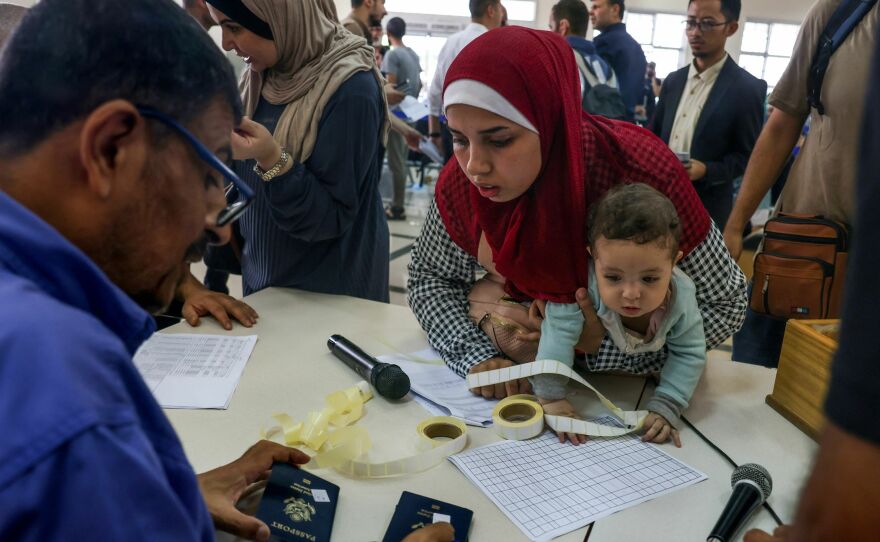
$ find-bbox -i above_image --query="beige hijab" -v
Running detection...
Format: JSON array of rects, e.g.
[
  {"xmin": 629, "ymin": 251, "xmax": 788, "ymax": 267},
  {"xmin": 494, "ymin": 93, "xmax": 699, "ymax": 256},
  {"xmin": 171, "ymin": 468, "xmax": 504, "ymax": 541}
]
[
  {"xmin": 0, "ymin": 4, "xmax": 28, "ymax": 49},
  {"xmin": 241, "ymin": 0, "xmax": 389, "ymax": 163}
]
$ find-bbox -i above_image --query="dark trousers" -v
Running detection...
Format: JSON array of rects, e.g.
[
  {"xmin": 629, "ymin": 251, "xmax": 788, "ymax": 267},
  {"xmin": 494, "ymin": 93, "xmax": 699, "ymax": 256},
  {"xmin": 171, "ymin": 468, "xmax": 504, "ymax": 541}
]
[{"xmin": 732, "ymin": 285, "xmax": 788, "ymax": 368}]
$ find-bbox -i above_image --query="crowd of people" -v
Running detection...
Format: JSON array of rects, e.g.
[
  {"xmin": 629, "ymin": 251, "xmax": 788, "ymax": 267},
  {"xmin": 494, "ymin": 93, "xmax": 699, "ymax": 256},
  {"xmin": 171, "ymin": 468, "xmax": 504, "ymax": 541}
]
[{"xmin": 0, "ymin": 0, "xmax": 878, "ymax": 540}]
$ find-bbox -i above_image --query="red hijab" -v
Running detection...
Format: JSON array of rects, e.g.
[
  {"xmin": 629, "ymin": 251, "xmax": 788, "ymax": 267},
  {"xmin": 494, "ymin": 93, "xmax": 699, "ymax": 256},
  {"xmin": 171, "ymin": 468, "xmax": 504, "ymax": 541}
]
[{"xmin": 436, "ymin": 27, "xmax": 710, "ymax": 303}]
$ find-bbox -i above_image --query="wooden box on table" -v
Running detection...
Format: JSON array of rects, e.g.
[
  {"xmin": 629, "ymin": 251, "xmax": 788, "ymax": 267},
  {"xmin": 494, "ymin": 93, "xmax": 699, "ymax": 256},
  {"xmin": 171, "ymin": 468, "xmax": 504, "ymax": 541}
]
[{"xmin": 766, "ymin": 319, "xmax": 839, "ymax": 441}]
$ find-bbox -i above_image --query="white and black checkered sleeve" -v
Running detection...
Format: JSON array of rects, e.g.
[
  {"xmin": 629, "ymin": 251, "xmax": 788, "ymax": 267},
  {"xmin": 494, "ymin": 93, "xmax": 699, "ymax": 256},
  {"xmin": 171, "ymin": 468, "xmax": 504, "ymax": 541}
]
[
  {"xmin": 407, "ymin": 201, "xmax": 501, "ymax": 377},
  {"xmin": 677, "ymin": 223, "xmax": 748, "ymax": 350},
  {"xmin": 586, "ymin": 223, "xmax": 748, "ymax": 373}
]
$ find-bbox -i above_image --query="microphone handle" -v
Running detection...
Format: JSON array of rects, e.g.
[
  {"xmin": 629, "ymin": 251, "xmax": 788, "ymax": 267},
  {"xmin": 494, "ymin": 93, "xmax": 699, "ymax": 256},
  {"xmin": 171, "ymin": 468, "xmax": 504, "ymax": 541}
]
[
  {"xmin": 327, "ymin": 335, "xmax": 378, "ymax": 384},
  {"xmin": 707, "ymin": 483, "xmax": 764, "ymax": 542}
]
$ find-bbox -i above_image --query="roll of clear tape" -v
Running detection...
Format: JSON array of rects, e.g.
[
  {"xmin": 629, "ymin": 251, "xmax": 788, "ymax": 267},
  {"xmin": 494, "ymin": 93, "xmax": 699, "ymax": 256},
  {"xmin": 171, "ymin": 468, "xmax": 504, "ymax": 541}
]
[
  {"xmin": 469, "ymin": 360, "xmax": 648, "ymax": 437},
  {"xmin": 263, "ymin": 382, "xmax": 467, "ymax": 478}
]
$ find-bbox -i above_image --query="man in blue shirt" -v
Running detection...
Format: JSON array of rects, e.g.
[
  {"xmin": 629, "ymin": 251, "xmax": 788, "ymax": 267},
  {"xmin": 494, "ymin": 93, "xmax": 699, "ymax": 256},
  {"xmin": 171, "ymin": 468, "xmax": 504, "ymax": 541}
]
[
  {"xmin": 591, "ymin": 0, "xmax": 648, "ymax": 120},
  {"xmin": 550, "ymin": 0, "xmax": 614, "ymax": 82},
  {"xmin": 0, "ymin": 1, "xmax": 310, "ymax": 540}
]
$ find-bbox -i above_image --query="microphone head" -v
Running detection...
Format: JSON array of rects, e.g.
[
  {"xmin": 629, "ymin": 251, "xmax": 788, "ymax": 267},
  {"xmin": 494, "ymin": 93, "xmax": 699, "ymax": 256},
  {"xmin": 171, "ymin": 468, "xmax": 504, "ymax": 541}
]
[
  {"xmin": 732, "ymin": 463, "xmax": 772, "ymax": 500},
  {"xmin": 373, "ymin": 364, "xmax": 411, "ymax": 400}
]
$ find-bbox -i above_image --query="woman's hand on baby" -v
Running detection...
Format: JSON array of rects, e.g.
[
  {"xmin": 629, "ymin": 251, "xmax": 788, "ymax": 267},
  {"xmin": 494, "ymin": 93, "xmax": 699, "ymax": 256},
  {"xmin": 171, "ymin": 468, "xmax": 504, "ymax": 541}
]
[
  {"xmin": 468, "ymin": 358, "xmax": 532, "ymax": 399},
  {"xmin": 540, "ymin": 398, "xmax": 588, "ymax": 445},
  {"xmin": 641, "ymin": 412, "xmax": 682, "ymax": 447},
  {"xmin": 515, "ymin": 289, "xmax": 606, "ymax": 355},
  {"xmin": 231, "ymin": 117, "xmax": 282, "ymax": 170}
]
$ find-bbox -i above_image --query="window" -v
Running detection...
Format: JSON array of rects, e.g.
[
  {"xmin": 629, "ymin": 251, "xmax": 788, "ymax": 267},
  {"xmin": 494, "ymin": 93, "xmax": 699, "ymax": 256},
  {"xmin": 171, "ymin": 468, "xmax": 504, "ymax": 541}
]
[
  {"xmin": 621, "ymin": 11, "xmax": 687, "ymax": 79},
  {"xmin": 740, "ymin": 21, "xmax": 800, "ymax": 92},
  {"xmin": 403, "ymin": 34, "xmax": 449, "ymax": 99},
  {"xmin": 385, "ymin": 0, "xmax": 536, "ymax": 22}
]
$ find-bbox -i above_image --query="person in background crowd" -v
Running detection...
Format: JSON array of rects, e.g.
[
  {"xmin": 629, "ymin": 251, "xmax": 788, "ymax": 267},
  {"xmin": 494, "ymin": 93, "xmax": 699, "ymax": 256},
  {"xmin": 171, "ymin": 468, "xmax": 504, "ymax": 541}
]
[
  {"xmin": 427, "ymin": 0, "xmax": 505, "ymax": 162},
  {"xmin": 743, "ymin": 27, "xmax": 880, "ymax": 542},
  {"xmin": 651, "ymin": 0, "xmax": 765, "ymax": 229},
  {"xmin": 342, "ymin": 0, "xmax": 386, "ymax": 41},
  {"xmin": 635, "ymin": 61, "xmax": 661, "ymax": 124},
  {"xmin": 590, "ymin": 0, "xmax": 647, "ymax": 120},
  {"xmin": 382, "ymin": 16, "xmax": 423, "ymax": 221},
  {"xmin": 724, "ymin": 0, "xmax": 878, "ymax": 367}
]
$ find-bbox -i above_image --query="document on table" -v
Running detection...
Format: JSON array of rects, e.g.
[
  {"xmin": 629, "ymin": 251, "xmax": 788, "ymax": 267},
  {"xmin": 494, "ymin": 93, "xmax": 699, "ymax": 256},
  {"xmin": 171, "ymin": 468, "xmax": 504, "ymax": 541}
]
[
  {"xmin": 378, "ymin": 348, "xmax": 498, "ymax": 427},
  {"xmin": 449, "ymin": 416, "xmax": 707, "ymax": 541},
  {"xmin": 134, "ymin": 334, "xmax": 258, "ymax": 409},
  {"xmin": 418, "ymin": 138, "xmax": 445, "ymax": 164}
]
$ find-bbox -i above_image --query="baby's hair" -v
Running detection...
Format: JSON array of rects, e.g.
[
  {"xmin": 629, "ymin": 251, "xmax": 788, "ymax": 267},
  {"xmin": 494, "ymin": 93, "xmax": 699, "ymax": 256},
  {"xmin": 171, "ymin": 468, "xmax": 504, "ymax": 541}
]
[{"xmin": 588, "ymin": 183, "xmax": 682, "ymax": 257}]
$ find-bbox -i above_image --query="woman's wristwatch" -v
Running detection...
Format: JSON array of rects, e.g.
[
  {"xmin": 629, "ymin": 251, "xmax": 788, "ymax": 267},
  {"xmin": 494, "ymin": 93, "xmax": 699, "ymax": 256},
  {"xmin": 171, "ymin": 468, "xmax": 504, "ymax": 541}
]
[{"xmin": 253, "ymin": 149, "xmax": 291, "ymax": 182}]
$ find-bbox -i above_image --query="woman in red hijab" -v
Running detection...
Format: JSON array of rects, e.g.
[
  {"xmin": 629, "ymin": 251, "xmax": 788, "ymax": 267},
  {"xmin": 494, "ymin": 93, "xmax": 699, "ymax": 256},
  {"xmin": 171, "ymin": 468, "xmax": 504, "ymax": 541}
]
[{"xmin": 407, "ymin": 27, "xmax": 746, "ymax": 418}]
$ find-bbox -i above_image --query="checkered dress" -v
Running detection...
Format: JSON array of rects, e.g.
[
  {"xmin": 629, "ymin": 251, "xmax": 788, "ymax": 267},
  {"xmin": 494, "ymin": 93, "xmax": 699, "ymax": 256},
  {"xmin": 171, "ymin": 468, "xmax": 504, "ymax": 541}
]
[{"xmin": 408, "ymin": 201, "xmax": 747, "ymax": 377}]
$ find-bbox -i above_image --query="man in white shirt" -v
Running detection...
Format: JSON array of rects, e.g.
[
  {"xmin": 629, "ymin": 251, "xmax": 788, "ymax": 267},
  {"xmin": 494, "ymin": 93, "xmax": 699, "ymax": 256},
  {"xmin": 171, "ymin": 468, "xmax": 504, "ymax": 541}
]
[
  {"xmin": 650, "ymin": 0, "xmax": 765, "ymax": 228},
  {"xmin": 427, "ymin": 0, "xmax": 505, "ymax": 161}
]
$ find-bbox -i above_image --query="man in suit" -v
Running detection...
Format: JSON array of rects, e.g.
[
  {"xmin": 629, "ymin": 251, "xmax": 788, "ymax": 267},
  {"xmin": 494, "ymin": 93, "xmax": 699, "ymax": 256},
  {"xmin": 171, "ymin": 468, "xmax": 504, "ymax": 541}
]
[{"xmin": 651, "ymin": 0, "xmax": 765, "ymax": 227}]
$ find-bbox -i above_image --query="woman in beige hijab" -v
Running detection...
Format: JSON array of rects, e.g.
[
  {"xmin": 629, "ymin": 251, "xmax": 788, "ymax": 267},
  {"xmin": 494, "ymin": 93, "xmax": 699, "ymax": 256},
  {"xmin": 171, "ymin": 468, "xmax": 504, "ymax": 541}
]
[{"xmin": 190, "ymin": 0, "xmax": 392, "ymax": 309}]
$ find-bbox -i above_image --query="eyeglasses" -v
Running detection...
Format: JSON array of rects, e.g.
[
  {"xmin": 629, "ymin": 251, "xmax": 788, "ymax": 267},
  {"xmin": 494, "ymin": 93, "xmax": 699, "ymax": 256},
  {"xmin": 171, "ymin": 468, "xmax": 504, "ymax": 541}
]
[
  {"xmin": 683, "ymin": 19, "xmax": 730, "ymax": 32},
  {"xmin": 137, "ymin": 106, "xmax": 254, "ymax": 227}
]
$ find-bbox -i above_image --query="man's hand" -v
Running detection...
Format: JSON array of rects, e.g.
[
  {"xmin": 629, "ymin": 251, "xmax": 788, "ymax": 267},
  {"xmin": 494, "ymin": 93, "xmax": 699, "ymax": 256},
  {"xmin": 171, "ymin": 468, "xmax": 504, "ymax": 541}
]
[
  {"xmin": 468, "ymin": 358, "xmax": 532, "ymax": 400},
  {"xmin": 177, "ymin": 270, "xmax": 258, "ymax": 330},
  {"xmin": 198, "ymin": 441, "xmax": 310, "ymax": 542},
  {"xmin": 641, "ymin": 412, "xmax": 682, "ymax": 447},
  {"xmin": 722, "ymin": 224, "xmax": 744, "ymax": 262},
  {"xmin": 685, "ymin": 159, "xmax": 707, "ymax": 181},
  {"xmin": 514, "ymin": 289, "xmax": 605, "ymax": 356},
  {"xmin": 404, "ymin": 127, "xmax": 423, "ymax": 152},
  {"xmin": 540, "ymin": 398, "xmax": 587, "ymax": 445},
  {"xmin": 744, "ymin": 526, "xmax": 793, "ymax": 542},
  {"xmin": 402, "ymin": 522, "xmax": 455, "ymax": 542}
]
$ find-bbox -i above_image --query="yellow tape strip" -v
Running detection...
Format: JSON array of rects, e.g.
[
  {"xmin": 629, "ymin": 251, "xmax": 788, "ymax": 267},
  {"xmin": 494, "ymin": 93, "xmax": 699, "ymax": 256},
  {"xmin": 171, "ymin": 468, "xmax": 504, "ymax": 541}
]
[
  {"xmin": 470, "ymin": 360, "xmax": 648, "ymax": 437},
  {"xmin": 263, "ymin": 382, "xmax": 467, "ymax": 478}
]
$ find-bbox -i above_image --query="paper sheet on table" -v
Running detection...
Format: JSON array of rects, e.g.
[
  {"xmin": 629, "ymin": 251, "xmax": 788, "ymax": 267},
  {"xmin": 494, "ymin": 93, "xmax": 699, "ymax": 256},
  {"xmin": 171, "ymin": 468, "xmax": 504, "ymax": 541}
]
[
  {"xmin": 450, "ymin": 416, "xmax": 707, "ymax": 542},
  {"xmin": 378, "ymin": 348, "xmax": 497, "ymax": 427},
  {"xmin": 396, "ymin": 95, "xmax": 429, "ymax": 121},
  {"xmin": 418, "ymin": 138, "xmax": 445, "ymax": 164},
  {"xmin": 134, "ymin": 334, "xmax": 258, "ymax": 409}
]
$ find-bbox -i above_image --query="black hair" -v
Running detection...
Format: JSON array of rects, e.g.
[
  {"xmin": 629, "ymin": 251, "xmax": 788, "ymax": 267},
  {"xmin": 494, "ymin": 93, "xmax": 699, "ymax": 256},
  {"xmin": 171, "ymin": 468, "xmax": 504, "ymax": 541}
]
[
  {"xmin": 386, "ymin": 17, "xmax": 406, "ymax": 39},
  {"xmin": 351, "ymin": 0, "xmax": 366, "ymax": 7},
  {"xmin": 607, "ymin": 0, "xmax": 626, "ymax": 19},
  {"xmin": 470, "ymin": 0, "xmax": 501, "ymax": 19},
  {"xmin": 588, "ymin": 183, "xmax": 682, "ymax": 256},
  {"xmin": 689, "ymin": 0, "xmax": 741, "ymax": 21},
  {"xmin": 0, "ymin": 0, "xmax": 241, "ymax": 157},
  {"xmin": 552, "ymin": 0, "xmax": 589, "ymax": 36}
]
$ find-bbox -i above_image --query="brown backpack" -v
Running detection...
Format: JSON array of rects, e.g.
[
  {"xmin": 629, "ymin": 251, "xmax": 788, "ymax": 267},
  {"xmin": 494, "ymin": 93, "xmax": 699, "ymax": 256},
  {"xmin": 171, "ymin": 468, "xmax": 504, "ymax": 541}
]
[{"xmin": 750, "ymin": 214, "xmax": 850, "ymax": 319}]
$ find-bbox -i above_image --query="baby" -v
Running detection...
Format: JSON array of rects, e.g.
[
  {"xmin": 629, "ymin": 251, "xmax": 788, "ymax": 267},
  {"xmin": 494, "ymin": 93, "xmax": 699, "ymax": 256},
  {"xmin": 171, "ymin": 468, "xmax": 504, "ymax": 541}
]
[{"xmin": 533, "ymin": 183, "xmax": 706, "ymax": 447}]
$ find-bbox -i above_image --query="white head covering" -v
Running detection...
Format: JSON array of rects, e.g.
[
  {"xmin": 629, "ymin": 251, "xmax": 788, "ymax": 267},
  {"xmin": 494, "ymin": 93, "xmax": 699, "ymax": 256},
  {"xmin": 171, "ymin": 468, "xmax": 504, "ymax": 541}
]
[{"xmin": 443, "ymin": 79, "xmax": 538, "ymax": 134}]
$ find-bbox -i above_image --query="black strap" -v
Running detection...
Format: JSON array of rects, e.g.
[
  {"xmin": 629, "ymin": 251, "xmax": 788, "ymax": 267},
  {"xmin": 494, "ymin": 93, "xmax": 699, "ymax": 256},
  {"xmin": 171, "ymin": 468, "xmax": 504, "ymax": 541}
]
[{"xmin": 808, "ymin": 0, "xmax": 878, "ymax": 115}]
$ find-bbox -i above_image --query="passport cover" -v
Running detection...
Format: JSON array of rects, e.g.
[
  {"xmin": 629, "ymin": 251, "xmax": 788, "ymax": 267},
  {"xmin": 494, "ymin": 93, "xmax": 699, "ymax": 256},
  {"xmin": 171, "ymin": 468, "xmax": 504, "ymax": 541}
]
[
  {"xmin": 383, "ymin": 491, "xmax": 473, "ymax": 542},
  {"xmin": 256, "ymin": 463, "xmax": 340, "ymax": 542}
]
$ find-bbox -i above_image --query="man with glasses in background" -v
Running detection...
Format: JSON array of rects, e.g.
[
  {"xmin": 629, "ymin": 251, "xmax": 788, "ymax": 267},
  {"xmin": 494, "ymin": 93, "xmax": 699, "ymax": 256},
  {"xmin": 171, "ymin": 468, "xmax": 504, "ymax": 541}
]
[{"xmin": 651, "ymin": 0, "xmax": 765, "ymax": 228}]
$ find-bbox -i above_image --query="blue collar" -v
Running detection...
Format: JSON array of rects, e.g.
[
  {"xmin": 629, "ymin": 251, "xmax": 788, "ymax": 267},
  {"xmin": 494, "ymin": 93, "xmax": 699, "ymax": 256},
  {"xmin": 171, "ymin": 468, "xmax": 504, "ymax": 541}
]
[
  {"xmin": 0, "ymin": 190, "xmax": 155, "ymax": 354},
  {"xmin": 602, "ymin": 22, "xmax": 627, "ymax": 34}
]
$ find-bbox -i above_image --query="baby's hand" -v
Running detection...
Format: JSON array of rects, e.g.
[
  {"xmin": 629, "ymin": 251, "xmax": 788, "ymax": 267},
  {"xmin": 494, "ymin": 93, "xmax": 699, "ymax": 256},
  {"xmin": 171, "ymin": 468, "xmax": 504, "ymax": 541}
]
[
  {"xmin": 641, "ymin": 412, "xmax": 682, "ymax": 447},
  {"xmin": 539, "ymin": 398, "xmax": 588, "ymax": 446}
]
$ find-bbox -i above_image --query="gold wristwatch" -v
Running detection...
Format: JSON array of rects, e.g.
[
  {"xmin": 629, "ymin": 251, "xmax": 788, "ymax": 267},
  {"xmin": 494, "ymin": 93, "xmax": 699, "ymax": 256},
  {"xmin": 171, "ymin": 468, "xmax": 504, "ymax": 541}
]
[{"xmin": 253, "ymin": 149, "xmax": 291, "ymax": 182}]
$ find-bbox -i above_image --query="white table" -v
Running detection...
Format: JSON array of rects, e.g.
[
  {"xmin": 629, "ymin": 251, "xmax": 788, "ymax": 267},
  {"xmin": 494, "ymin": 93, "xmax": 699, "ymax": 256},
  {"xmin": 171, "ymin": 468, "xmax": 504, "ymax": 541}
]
[{"xmin": 164, "ymin": 288, "xmax": 817, "ymax": 541}]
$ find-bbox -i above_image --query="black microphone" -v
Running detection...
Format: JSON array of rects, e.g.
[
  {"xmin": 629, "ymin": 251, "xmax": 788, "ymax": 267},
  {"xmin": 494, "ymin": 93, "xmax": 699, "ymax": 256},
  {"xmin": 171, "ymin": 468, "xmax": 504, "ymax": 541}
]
[
  {"xmin": 707, "ymin": 464, "xmax": 773, "ymax": 542},
  {"xmin": 327, "ymin": 335, "xmax": 411, "ymax": 400}
]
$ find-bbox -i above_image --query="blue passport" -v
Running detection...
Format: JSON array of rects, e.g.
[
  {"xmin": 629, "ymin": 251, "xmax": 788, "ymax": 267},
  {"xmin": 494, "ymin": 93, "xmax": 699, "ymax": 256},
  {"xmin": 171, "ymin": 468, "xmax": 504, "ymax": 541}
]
[
  {"xmin": 383, "ymin": 491, "xmax": 473, "ymax": 542},
  {"xmin": 256, "ymin": 463, "xmax": 340, "ymax": 542}
]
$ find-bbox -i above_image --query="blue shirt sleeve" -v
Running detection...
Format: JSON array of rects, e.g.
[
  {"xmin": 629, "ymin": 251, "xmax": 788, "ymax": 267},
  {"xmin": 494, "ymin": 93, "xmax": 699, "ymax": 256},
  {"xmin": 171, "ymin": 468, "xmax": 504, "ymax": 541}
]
[
  {"xmin": 0, "ymin": 424, "xmax": 212, "ymax": 542},
  {"xmin": 533, "ymin": 302, "xmax": 584, "ymax": 400},
  {"xmin": 262, "ymin": 72, "xmax": 384, "ymax": 243}
]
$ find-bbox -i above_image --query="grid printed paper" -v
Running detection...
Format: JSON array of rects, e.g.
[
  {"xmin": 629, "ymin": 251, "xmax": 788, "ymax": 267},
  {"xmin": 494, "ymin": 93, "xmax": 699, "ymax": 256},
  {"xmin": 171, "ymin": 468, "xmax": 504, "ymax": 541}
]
[{"xmin": 449, "ymin": 417, "xmax": 707, "ymax": 541}]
